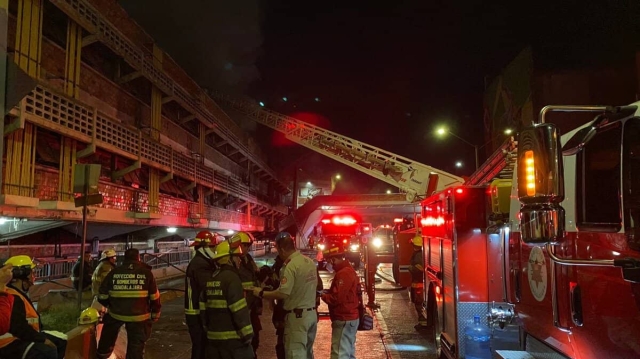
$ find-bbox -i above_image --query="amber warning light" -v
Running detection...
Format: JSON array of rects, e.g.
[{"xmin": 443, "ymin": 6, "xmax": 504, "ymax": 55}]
[{"xmin": 524, "ymin": 150, "xmax": 535, "ymax": 196}]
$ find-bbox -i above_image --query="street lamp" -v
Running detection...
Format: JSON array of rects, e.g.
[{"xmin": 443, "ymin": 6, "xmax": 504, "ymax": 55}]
[
  {"xmin": 455, "ymin": 161, "xmax": 463, "ymax": 168},
  {"xmin": 436, "ymin": 127, "xmax": 479, "ymax": 171}
]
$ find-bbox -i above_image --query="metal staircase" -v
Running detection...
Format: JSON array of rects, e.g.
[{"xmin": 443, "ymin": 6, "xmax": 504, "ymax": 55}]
[
  {"xmin": 212, "ymin": 93, "xmax": 463, "ymax": 202},
  {"xmin": 465, "ymin": 137, "xmax": 518, "ymax": 186}
]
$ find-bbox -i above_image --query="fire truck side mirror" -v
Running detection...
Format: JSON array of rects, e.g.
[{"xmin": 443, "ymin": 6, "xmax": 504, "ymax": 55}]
[{"xmin": 517, "ymin": 123, "xmax": 566, "ymax": 245}]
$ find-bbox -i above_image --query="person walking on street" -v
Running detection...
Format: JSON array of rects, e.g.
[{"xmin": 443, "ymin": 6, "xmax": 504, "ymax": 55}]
[
  {"xmin": 96, "ymin": 248, "xmax": 161, "ymax": 359},
  {"xmin": 200, "ymin": 240, "xmax": 254, "ymax": 359},
  {"xmin": 250, "ymin": 232, "xmax": 318, "ymax": 359},
  {"xmin": 321, "ymin": 242, "xmax": 360, "ymax": 359},
  {"xmin": 185, "ymin": 231, "xmax": 220, "ymax": 359},
  {"xmin": 229, "ymin": 231, "xmax": 263, "ymax": 358},
  {"xmin": 408, "ymin": 232, "xmax": 427, "ymax": 329},
  {"xmin": 71, "ymin": 251, "xmax": 93, "ymax": 291},
  {"xmin": 1, "ymin": 255, "xmax": 67, "ymax": 359}
]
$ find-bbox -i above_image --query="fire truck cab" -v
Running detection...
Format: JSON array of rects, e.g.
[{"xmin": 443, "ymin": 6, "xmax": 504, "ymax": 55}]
[
  {"xmin": 316, "ymin": 213, "xmax": 364, "ymax": 269},
  {"xmin": 421, "ymin": 105, "xmax": 640, "ymax": 359}
]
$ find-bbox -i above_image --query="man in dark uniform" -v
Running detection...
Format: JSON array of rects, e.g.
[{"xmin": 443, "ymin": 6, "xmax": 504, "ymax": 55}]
[
  {"xmin": 408, "ymin": 232, "xmax": 427, "ymax": 329},
  {"xmin": 185, "ymin": 231, "xmax": 220, "ymax": 359},
  {"xmin": 200, "ymin": 240, "xmax": 254, "ymax": 359},
  {"xmin": 97, "ymin": 248, "xmax": 162, "ymax": 359},
  {"xmin": 229, "ymin": 231, "xmax": 262, "ymax": 358}
]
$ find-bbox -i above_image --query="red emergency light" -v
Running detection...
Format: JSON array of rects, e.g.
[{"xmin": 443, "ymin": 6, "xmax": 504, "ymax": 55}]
[
  {"xmin": 421, "ymin": 216, "xmax": 445, "ymax": 227},
  {"xmin": 321, "ymin": 219, "xmax": 331, "ymax": 224},
  {"xmin": 393, "ymin": 218, "xmax": 403, "ymax": 223},
  {"xmin": 343, "ymin": 239, "xmax": 348, "ymax": 244},
  {"xmin": 332, "ymin": 216, "xmax": 357, "ymax": 225},
  {"xmin": 455, "ymin": 188, "xmax": 464, "ymax": 194},
  {"xmin": 363, "ymin": 226, "xmax": 370, "ymax": 232}
]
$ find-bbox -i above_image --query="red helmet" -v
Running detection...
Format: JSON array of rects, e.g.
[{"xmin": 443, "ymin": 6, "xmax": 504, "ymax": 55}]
[
  {"xmin": 191, "ymin": 231, "xmax": 216, "ymax": 247},
  {"xmin": 322, "ymin": 241, "xmax": 345, "ymax": 259}
]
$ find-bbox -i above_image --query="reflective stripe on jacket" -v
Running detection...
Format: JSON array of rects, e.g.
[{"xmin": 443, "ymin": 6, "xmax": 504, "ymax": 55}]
[
  {"xmin": 185, "ymin": 250, "xmax": 216, "ymax": 316},
  {"xmin": 199, "ymin": 264, "xmax": 253, "ymax": 348},
  {"xmin": 237, "ymin": 254, "xmax": 260, "ymax": 310},
  {"xmin": 6, "ymin": 286, "xmax": 40, "ymax": 332},
  {"xmin": 98, "ymin": 260, "xmax": 161, "ymax": 322}
]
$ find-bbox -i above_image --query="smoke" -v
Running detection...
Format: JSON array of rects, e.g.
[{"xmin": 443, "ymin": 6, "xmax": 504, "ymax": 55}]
[{"xmin": 118, "ymin": 0, "xmax": 263, "ymax": 92}]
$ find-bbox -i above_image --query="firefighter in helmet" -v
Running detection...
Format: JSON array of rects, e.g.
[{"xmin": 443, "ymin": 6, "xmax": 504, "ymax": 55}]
[
  {"xmin": 0, "ymin": 255, "xmax": 67, "ymax": 359},
  {"xmin": 185, "ymin": 230, "xmax": 220, "ymax": 359},
  {"xmin": 200, "ymin": 240, "xmax": 254, "ymax": 358},
  {"xmin": 409, "ymin": 231, "xmax": 428, "ymax": 329},
  {"xmin": 92, "ymin": 249, "xmax": 117, "ymax": 298},
  {"xmin": 229, "ymin": 231, "xmax": 262, "ymax": 358}
]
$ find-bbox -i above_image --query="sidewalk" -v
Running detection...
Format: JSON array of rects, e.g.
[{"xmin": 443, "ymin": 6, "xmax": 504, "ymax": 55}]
[{"xmin": 145, "ymin": 261, "xmax": 437, "ymax": 359}]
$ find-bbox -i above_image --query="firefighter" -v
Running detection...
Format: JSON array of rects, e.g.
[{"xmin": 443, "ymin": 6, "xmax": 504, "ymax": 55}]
[
  {"xmin": 2, "ymin": 255, "xmax": 67, "ymax": 358},
  {"xmin": 96, "ymin": 248, "xmax": 161, "ymax": 359},
  {"xmin": 91, "ymin": 249, "xmax": 117, "ymax": 316},
  {"xmin": 408, "ymin": 232, "xmax": 427, "ymax": 329},
  {"xmin": 91, "ymin": 249, "xmax": 117, "ymax": 298},
  {"xmin": 185, "ymin": 230, "xmax": 220, "ymax": 359},
  {"xmin": 229, "ymin": 231, "xmax": 262, "ymax": 358},
  {"xmin": 320, "ymin": 241, "xmax": 360, "ymax": 359},
  {"xmin": 200, "ymin": 240, "xmax": 254, "ymax": 359}
]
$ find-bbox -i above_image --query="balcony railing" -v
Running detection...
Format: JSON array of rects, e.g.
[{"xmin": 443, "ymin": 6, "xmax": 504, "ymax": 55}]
[{"xmin": 33, "ymin": 166, "xmax": 266, "ymax": 227}]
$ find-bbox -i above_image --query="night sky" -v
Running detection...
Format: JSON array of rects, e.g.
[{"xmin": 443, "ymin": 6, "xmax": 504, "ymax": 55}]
[{"xmin": 121, "ymin": 0, "xmax": 640, "ymax": 194}]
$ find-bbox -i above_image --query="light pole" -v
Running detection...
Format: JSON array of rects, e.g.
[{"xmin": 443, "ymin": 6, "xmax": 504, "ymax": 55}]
[{"xmin": 436, "ymin": 127, "xmax": 479, "ymax": 171}]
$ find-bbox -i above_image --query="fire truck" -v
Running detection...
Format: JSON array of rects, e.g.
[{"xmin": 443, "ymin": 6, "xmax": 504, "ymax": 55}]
[
  {"xmin": 316, "ymin": 213, "xmax": 366, "ymax": 269},
  {"xmin": 418, "ymin": 105, "xmax": 640, "ymax": 359}
]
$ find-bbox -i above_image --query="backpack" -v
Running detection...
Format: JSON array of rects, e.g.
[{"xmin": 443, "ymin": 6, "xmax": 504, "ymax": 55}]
[{"xmin": 356, "ymin": 282, "xmax": 374, "ymax": 331}]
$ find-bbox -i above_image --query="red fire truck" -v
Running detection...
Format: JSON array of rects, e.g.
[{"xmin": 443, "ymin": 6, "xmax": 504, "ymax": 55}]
[
  {"xmin": 316, "ymin": 213, "xmax": 366, "ymax": 269},
  {"xmin": 419, "ymin": 105, "xmax": 640, "ymax": 359}
]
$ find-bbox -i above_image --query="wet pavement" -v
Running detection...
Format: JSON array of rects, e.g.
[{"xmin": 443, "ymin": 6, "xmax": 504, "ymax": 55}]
[{"xmin": 145, "ymin": 253, "xmax": 437, "ymax": 359}]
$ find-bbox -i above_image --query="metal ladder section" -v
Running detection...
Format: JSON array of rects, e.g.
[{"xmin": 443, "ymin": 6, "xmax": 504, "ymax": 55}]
[
  {"xmin": 465, "ymin": 137, "xmax": 518, "ymax": 186},
  {"xmin": 212, "ymin": 93, "xmax": 463, "ymax": 201}
]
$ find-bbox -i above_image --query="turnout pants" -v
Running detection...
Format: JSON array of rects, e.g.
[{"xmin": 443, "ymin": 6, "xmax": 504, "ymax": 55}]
[
  {"xmin": 0, "ymin": 332, "xmax": 66, "ymax": 359},
  {"xmin": 410, "ymin": 284, "xmax": 427, "ymax": 326},
  {"xmin": 96, "ymin": 313, "xmax": 152, "ymax": 359},
  {"xmin": 186, "ymin": 314, "xmax": 206, "ymax": 359},
  {"xmin": 283, "ymin": 309, "xmax": 317, "ymax": 359}
]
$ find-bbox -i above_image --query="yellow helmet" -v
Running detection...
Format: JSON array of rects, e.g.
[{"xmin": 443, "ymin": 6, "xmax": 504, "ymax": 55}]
[
  {"xmin": 78, "ymin": 307, "xmax": 99, "ymax": 325},
  {"xmin": 213, "ymin": 241, "xmax": 243, "ymax": 260},
  {"xmin": 229, "ymin": 231, "xmax": 254, "ymax": 247},
  {"xmin": 100, "ymin": 249, "xmax": 117, "ymax": 261},
  {"xmin": 411, "ymin": 234, "xmax": 423, "ymax": 247},
  {"xmin": 5, "ymin": 255, "xmax": 36, "ymax": 269}
]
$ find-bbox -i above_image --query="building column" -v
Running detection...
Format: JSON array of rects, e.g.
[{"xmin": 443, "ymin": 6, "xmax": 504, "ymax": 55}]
[
  {"xmin": 58, "ymin": 19, "xmax": 82, "ymax": 202},
  {"xmin": 5, "ymin": 0, "xmax": 42, "ymax": 197},
  {"xmin": 148, "ymin": 44, "xmax": 163, "ymax": 215},
  {"xmin": 246, "ymin": 202, "xmax": 251, "ymax": 228}
]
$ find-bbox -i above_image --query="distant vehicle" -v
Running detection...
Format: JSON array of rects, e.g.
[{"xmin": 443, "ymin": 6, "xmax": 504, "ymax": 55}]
[{"xmin": 316, "ymin": 214, "xmax": 363, "ymax": 269}]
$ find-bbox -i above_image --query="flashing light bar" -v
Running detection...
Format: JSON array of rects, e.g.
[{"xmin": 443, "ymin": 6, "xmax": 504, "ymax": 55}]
[
  {"xmin": 421, "ymin": 216, "xmax": 445, "ymax": 226},
  {"xmin": 525, "ymin": 150, "xmax": 535, "ymax": 196},
  {"xmin": 393, "ymin": 218, "xmax": 403, "ymax": 223},
  {"xmin": 332, "ymin": 216, "xmax": 357, "ymax": 225}
]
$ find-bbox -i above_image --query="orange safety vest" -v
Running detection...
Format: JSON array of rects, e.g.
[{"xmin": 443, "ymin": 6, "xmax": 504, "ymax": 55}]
[
  {"xmin": 6, "ymin": 287, "xmax": 41, "ymax": 332},
  {"xmin": 0, "ymin": 294, "xmax": 17, "ymax": 349}
]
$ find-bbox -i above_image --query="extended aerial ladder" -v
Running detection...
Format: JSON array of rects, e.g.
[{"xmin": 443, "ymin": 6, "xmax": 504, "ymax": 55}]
[{"xmin": 211, "ymin": 94, "xmax": 463, "ymax": 202}]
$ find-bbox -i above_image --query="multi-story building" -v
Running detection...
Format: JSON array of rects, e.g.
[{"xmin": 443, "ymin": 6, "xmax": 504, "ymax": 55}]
[{"xmin": 0, "ymin": 0, "xmax": 289, "ymax": 241}]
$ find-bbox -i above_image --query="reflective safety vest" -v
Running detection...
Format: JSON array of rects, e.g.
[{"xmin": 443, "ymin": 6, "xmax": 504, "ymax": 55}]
[
  {"xmin": 97, "ymin": 260, "xmax": 162, "ymax": 322},
  {"xmin": 6, "ymin": 287, "xmax": 40, "ymax": 332},
  {"xmin": 200, "ymin": 264, "xmax": 253, "ymax": 347},
  {"xmin": 409, "ymin": 250, "xmax": 424, "ymax": 284}
]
